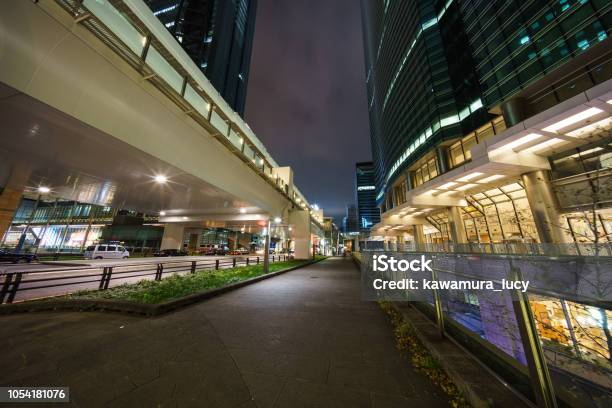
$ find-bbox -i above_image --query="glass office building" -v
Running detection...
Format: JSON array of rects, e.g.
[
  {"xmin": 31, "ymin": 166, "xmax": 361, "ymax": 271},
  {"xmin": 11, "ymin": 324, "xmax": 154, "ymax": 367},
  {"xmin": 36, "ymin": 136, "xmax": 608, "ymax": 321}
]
[
  {"xmin": 361, "ymin": 0, "xmax": 612, "ymax": 243},
  {"xmin": 361, "ymin": 2, "xmax": 612, "ymax": 404},
  {"xmin": 355, "ymin": 162, "xmax": 380, "ymax": 231},
  {"xmin": 144, "ymin": 0, "xmax": 257, "ymax": 116}
]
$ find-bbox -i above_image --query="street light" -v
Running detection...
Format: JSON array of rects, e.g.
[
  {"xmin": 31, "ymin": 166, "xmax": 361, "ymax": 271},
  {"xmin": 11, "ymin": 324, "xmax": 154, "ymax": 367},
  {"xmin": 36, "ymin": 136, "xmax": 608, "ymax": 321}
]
[
  {"xmin": 159, "ymin": 211, "xmax": 166, "ymax": 216},
  {"xmin": 37, "ymin": 186, "xmax": 50, "ymax": 194},
  {"xmin": 154, "ymin": 175, "xmax": 168, "ymax": 183}
]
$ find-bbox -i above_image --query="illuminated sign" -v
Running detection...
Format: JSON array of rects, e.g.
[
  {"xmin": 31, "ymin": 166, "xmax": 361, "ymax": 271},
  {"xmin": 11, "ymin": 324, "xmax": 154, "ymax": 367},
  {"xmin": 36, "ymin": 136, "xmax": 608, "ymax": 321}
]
[{"xmin": 357, "ymin": 185, "xmax": 376, "ymax": 191}]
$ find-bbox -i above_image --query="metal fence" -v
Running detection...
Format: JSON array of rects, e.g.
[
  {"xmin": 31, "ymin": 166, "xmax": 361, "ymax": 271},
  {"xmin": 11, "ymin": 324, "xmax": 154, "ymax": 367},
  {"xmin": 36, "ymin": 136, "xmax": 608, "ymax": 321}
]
[
  {"xmin": 0, "ymin": 254, "xmax": 292, "ymax": 304},
  {"xmin": 360, "ymin": 241, "xmax": 612, "ymax": 257}
]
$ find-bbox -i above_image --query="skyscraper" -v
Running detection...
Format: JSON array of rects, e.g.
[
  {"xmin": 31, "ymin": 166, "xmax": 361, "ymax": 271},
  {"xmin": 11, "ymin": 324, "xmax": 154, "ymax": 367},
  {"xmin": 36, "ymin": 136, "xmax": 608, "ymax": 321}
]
[
  {"xmin": 144, "ymin": 0, "xmax": 257, "ymax": 116},
  {"xmin": 342, "ymin": 204, "xmax": 359, "ymax": 233},
  {"xmin": 355, "ymin": 162, "xmax": 380, "ymax": 231},
  {"xmin": 361, "ymin": 0, "xmax": 612, "ymax": 246}
]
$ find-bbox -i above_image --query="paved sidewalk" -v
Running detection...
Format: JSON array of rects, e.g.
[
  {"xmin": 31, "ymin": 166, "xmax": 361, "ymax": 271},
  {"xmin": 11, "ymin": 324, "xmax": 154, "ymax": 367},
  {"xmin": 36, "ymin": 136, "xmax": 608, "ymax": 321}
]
[{"xmin": 0, "ymin": 257, "xmax": 449, "ymax": 407}]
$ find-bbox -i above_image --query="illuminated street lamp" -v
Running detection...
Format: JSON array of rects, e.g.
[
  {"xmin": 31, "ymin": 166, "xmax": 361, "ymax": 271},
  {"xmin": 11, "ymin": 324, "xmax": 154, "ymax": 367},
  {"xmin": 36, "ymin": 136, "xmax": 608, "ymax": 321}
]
[
  {"xmin": 154, "ymin": 175, "xmax": 168, "ymax": 183},
  {"xmin": 38, "ymin": 186, "xmax": 50, "ymax": 194}
]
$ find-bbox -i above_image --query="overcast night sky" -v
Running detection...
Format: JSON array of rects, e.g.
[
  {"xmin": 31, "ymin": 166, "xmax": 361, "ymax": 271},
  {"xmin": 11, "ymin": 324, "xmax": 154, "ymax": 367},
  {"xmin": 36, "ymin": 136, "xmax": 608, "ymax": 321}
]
[{"xmin": 245, "ymin": 0, "xmax": 371, "ymax": 224}]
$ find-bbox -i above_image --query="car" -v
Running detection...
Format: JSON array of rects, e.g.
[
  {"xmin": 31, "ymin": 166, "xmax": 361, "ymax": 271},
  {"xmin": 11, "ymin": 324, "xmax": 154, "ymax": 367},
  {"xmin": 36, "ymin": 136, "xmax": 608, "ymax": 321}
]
[
  {"xmin": 84, "ymin": 244, "xmax": 130, "ymax": 260},
  {"xmin": 0, "ymin": 249, "xmax": 38, "ymax": 264},
  {"xmin": 153, "ymin": 249, "xmax": 189, "ymax": 257},
  {"xmin": 228, "ymin": 248, "xmax": 249, "ymax": 255}
]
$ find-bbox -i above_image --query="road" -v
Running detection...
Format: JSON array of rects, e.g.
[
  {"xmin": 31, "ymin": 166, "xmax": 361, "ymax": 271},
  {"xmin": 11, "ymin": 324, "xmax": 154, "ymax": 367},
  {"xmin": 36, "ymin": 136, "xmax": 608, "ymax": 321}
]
[{"xmin": 0, "ymin": 255, "xmax": 285, "ymax": 303}]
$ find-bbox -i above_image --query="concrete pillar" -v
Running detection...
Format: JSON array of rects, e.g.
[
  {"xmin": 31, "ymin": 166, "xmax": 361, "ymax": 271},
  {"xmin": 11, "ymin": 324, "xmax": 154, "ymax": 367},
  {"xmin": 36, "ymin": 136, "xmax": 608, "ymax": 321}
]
[
  {"xmin": 521, "ymin": 170, "xmax": 567, "ymax": 244},
  {"xmin": 413, "ymin": 224, "xmax": 425, "ymax": 245},
  {"xmin": 160, "ymin": 224, "xmax": 185, "ymax": 250},
  {"xmin": 448, "ymin": 206, "xmax": 468, "ymax": 244},
  {"xmin": 436, "ymin": 146, "xmax": 449, "ymax": 175},
  {"xmin": 0, "ymin": 166, "xmax": 30, "ymax": 244},
  {"xmin": 0, "ymin": 188, "xmax": 23, "ymax": 245},
  {"xmin": 501, "ymin": 97, "xmax": 529, "ymax": 127},
  {"xmin": 289, "ymin": 209, "xmax": 311, "ymax": 260}
]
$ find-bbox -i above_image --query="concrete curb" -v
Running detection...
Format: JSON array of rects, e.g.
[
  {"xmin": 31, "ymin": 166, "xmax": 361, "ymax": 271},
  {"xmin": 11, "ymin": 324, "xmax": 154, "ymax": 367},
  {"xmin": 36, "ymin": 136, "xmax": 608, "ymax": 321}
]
[
  {"xmin": 0, "ymin": 258, "xmax": 326, "ymax": 317},
  {"xmin": 393, "ymin": 304, "xmax": 530, "ymax": 408}
]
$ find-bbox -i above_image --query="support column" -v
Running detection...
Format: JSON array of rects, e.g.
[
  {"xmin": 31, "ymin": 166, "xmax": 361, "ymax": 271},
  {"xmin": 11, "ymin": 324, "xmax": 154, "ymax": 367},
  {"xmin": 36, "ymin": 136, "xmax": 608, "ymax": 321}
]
[
  {"xmin": 501, "ymin": 97, "xmax": 530, "ymax": 127},
  {"xmin": 448, "ymin": 206, "xmax": 468, "ymax": 244},
  {"xmin": 521, "ymin": 170, "xmax": 567, "ymax": 244},
  {"xmin": 289, "ymin": 209, "xmax": 311, "ymax": 260},
  {"xmin": 436, "ymin": 146, "xmax": 449, "ymax": 175},
  {"xmin": 0, "ymin": 167, "xmax": 30, "ymax": 244},
  {"xmin": 413, "ymin": 224, "xmax": 425, "ymax": 245},
  {"xmin": 160, "ymin": 224, "xmax": 185, "ymax": 250},
  {"xmin": 263, "ymin": 220, "xmax": 270, "ymax": 272}
]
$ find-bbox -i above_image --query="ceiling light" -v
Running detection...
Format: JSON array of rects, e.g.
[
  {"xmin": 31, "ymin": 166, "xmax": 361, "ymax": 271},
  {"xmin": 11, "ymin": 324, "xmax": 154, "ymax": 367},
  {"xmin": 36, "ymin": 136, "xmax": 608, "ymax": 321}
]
[
  {"xmin": 522, "ymin": 138, "xmax": 563, "ymax": 153},
  {"xmin": 274, "ymin": 217, "xmax": 282, "ymax": 223},
  {"xmin": 154, "ymin": 175, "xmax": 168, "ymax": 183},
  {"xmin": 542, "ymin": 107, "xmax": 602, "ymax": 133},
  {"xmin": 438, "ymin": 181, "xmax": 457, "ymax": 190},
  {"xmin": 568, "ymin": 147, "xmax": 604, "ymax": 159},
  {"xmin": 182, "ymin": 216, "xmax": 188, "ymax": 220},
  {"xmin": 37, "ymin": 186, "xmax": 51, "ymax": 194},
  {"xmin": 240, "ymin": 208, "xmax": 246, "ymax": 214},
  {"xmin": 159, "ymin": 211, "xmax": 166, "ymax": 216},
  {"xmin": 566, "ymin": 117, "xmax": 612, "ymax": 137},
  {"xmin": 501, "ymin": 133, "xmax": 542, "ymax": 151},
  {"xmin": 477, "ymin": 175, "xmax": 504, "ymax": 183},
  {"xmin": 456, "ymin": 183, "xmax": 478, "ymax": 191},
  {"xmin": 456, "ymin": 172, "xmax": 483, "ymax": 182}
]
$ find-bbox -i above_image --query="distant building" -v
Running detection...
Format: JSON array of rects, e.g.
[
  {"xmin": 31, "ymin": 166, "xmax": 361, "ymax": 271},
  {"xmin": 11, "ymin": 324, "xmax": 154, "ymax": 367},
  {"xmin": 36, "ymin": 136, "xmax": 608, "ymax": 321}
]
[
  {"xmin": 355, "ymin": 162, "xmax": 380, "ymax": 231},
  {"xmin": 144, "ymin": 0, "xmax": 257, "ymax": 116},
  {"xmin": 342, "ymin": 204, "xmax": 359, "ymax": 233}
]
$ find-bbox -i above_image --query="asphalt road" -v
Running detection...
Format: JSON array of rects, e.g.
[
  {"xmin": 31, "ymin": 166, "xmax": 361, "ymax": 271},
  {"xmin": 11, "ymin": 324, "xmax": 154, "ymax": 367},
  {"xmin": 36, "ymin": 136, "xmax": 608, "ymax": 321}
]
[{"xmin": 0, "ymin": 255, "xmax": 280, "ymax": 303}]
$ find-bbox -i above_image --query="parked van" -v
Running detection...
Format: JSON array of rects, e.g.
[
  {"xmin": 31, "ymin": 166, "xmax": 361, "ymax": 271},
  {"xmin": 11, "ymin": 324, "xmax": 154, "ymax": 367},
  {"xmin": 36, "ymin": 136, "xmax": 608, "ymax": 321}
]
[{"xmin": 84, "ymin": 244, "xmax": 129, "ymax": 260}]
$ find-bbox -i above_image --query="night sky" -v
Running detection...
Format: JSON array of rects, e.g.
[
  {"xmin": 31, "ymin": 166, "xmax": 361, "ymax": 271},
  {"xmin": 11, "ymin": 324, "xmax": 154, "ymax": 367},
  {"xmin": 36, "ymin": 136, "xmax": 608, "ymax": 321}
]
[{"xmin": 245, "ymin": 0, "xmax": 371, "ymax": 224}]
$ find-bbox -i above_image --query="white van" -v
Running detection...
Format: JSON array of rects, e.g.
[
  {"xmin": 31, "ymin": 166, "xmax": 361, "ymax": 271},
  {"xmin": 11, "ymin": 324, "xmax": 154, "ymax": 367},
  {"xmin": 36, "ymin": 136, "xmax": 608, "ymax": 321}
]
[{"xmin": 84, "ymin": 244, "xmax": 129, "ymax": 260}]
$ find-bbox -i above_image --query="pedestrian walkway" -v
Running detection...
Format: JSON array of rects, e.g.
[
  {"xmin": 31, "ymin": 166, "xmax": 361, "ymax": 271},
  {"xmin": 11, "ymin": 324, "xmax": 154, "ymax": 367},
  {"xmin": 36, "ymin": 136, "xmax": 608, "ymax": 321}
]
[{"xmin": 0, "ymin": 257, "xmax": 449, "ymax": 407}]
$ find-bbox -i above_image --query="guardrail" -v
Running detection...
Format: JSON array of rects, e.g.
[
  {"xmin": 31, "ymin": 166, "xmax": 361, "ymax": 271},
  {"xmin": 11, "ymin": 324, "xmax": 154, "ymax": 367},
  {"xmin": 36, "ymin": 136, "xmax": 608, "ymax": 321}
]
[
  {"xmin": 0, "ymin": 254, "xmax": 292, "ymax": 304},
  {"xmin": 356, "ymin": 250, "xmax": 612, "ymax": 408},
  {"xmin": 360, "ymin": 241, "xmax": 612, "ymax": 257}
]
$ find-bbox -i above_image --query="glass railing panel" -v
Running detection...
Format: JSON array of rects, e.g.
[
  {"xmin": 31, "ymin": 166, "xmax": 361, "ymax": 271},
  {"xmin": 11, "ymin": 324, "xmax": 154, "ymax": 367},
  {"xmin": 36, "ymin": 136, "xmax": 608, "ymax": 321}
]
[
  {"xmin": 83, "ymin": 0, "xmax": 144, "ymax": 56},
  {"xmin": 243, "ymin": 143, "xmax": 255, "ymax": 161},
  {"xmin": 145, "ymin": 46, "xmax": 183, "ymax": 93},
  {"xmin": 184, "ymin": 84, "xmax": 210, "ymax": 118},
  {"xmin": 210, "ymin": 110, "xmax": 229, "ymax": 135},
  {"xmin": 228, "ymin": 129, "xmax": 243, "ymax": 150},
  {"xmin": 530, "ymin": 294, "xmax": 612, "ymax": 407}
]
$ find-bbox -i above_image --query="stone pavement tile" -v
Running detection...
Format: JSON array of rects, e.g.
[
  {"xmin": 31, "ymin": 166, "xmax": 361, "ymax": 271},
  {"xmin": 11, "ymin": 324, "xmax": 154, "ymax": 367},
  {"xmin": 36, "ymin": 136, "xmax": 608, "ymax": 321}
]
[
  {"xmin": 372, "ymin": 392, "xmax": 450, "ymax": 408},
  {"xmin": 327, "ymin": 362, "xmax": 414, "ymax": 397},
  {"xmin": 228, "ymin": 348, "xmax": 329, "ymax": 383},
  {"xmin": 274, "ymin": 377, "xmax": 371, "ymax": 408},
  {"xmin": 241, "ymin": 371, "xmax": 285, "ymax": 407}
]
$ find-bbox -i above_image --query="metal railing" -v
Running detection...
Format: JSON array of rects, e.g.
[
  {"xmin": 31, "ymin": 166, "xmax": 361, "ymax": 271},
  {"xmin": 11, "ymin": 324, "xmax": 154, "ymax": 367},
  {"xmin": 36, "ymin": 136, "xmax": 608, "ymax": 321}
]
[
  {"xmin": 360, "ymin": 241, "xmax": 612, "ymax": 257},
  {"xmin": 0, "ymin": 254, "xmax": 292, "ymax": 304}
]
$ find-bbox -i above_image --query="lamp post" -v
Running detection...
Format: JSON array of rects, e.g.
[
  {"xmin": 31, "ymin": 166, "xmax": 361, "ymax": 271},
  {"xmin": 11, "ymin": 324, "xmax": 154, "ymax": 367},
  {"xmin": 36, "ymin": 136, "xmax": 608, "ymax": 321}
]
[{"xmin": 263, "ymin": 219, "xmax": 271, "ymax": 273}]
